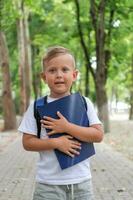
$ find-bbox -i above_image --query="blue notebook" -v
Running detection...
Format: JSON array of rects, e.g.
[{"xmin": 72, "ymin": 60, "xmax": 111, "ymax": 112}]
[{"xmin": 37, "ymin": 92, "xmax": 95, "ymax": 169}]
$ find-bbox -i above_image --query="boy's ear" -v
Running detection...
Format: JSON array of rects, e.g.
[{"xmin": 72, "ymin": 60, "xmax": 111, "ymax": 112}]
[{"xmin": 73, "ymin": 69, "xmax": 79, "ymax": 81}]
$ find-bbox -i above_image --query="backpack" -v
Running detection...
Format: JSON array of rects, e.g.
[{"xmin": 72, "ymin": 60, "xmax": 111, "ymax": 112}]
[{"xmin": 34, "ymin": 95, "xmax": 87, "ymax": 138}]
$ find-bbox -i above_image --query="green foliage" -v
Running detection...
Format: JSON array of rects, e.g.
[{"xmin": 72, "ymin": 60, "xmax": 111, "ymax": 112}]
[
  {"xmin": 106, "ymin": 0, "xmax": 133, "ymax": 105},
  {"xmin": 0, "ymin": 0, "xmax": 133, "ymax": 114}
]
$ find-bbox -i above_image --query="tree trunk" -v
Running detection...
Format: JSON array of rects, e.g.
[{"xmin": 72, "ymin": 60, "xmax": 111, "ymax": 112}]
[
  {"xmin": 31, "ymin": 45, "xmax": 41, "ymax": 99},
  {"xmin": 85, "ymin": 63, "xmax": 89, "ymax": 96},
  {"xmin": 90, "ymin": 0, "xmax": 110, "ymax": 132},
  {"xmin": 23, "ymin": 8, "xmax": 32, "ymax": 106},
  {"xmin": 129, "ymin": 92, "xmax": 133, "ymax": 120},
  {"xmin": 74, "ymin": 0, "xmax": 94, "ymax": 96},
  {"xmin": 95, "ymin": 77, "xmax": 110, "ymax": 132},
  {"xmin": 17, "ymin": 0, "xmax": 31, "ymax": 114},
  {"xmin": 129, "ymin": 54, "xmax": 133, "ymax": 120},
  {"xmin": 0, "ymin": 32, "xmax": 16, "ymax": 130}
]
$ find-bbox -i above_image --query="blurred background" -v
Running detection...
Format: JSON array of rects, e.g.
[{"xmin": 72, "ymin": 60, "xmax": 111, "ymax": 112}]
[{"xmin": 0, "ymin": 0, "xmax": 133, "ymax": 160}]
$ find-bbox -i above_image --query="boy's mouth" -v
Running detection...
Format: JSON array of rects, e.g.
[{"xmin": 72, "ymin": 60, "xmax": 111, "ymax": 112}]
[{"xmin": 55, "ymin": 81, "xmax": 65, "ymax": 85}]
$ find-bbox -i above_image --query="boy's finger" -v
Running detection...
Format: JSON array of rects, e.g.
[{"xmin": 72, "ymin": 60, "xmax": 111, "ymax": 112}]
[
  {"xmin": 66, "ymin": 151, "xmax": 75, "ymax": 158},
  {"xmin": 43, "ymin": 116, "xmax": 56, "ymax": 121},
  {"xmin": 42, "ymin": 120, "xmax": 53, "ymax": 125},
  {"xmin": 65, "ymin": 135, "xmax": 73, "ymax": 140},
  {"xmin": 70, "ymin": 149, "xmax": 80, "ymax": 155},
  {"xmin": 48, "ymin": 130, "xmax": 56, "ymax": 135},
  {"xmin": 42, "ymin": 125, "xmax": 52, "ymax": 129},
  {"xmin": 57, "ymin": 111, "xmax": 64, "ymax": 118},
  {"xmin": 71, "ymin": 140, "xmax": 81, "ymax": 145},
  {"xmin": 71, "ymin": 144, "xmax": 81, "ymax": 150}
]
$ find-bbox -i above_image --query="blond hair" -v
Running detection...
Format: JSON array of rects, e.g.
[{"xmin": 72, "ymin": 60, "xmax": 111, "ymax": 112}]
[{"xmin": 42, "ymin": 46, "xmax": 75, "ymax": 70}]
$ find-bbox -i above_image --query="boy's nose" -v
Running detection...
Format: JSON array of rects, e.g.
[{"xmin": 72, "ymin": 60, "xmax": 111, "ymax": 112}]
[{"xmin": 56, "ymin": 70, "xmax": 63, "ymax": 77}]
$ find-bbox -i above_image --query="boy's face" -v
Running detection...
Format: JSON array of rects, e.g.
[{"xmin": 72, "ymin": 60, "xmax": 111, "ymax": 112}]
[{"xmin": 41, "ymin": 54, "xmax": 78, "ymax": 98}]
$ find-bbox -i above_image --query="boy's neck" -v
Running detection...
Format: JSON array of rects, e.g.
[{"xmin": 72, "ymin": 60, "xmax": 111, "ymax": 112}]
[{"xmin": 49, "ymin": 92, "xmax": 71, "ymax": 99}]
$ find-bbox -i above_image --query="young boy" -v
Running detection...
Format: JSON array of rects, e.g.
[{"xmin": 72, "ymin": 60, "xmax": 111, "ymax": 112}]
[{"xmin": 18, "ymin": 46, "xmax": 103, "ymax": 200}]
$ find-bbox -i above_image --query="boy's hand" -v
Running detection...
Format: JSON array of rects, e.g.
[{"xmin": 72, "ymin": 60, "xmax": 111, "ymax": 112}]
[
  {"xmin": 41, "ymin": 111, "xmax": 69, "ymax": 135},
  {"xmin": 55, "ymin": 135, "xmax": 81, "ymax": 157}
]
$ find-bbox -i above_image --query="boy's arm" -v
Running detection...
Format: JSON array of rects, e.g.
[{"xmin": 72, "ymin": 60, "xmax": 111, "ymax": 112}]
[
  {"xmin": 18, "ymin": 103, "xmax": 80, "ymax": 157},
  {"xmin": 62, "ymin": 123, "xmax": 103, "ymax": 143},
  {"xmin": 42, "ymin": 112, "xmax": 104, "ymax": 143},
  {"xmin": 22, "ymin": 134, "xmax": 57, "ymax": 151},
  {"xmin": 22, "ymin": 133, "xmax": 81, "ymax": 157}
]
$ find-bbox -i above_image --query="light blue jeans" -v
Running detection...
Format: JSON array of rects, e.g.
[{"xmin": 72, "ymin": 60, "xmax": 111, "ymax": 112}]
[{"xmin": 33, "ymin": 179, "xmax": 94, "ymax": 200}]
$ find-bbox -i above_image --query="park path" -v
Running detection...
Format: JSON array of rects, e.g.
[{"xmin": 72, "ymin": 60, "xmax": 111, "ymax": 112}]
[{"xmin": 0, "ymin": 135, "xmax": 133, "ymax": 200}]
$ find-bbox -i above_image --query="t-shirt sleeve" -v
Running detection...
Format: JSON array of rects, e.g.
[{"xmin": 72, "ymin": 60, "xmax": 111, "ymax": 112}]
[
  {"xmin": 84, "ymin": 97, "xmax": 101, "ymax": 126},
  {"xmin": 18, "ymin": 102, "xmax": 37, "ymax": 136}
]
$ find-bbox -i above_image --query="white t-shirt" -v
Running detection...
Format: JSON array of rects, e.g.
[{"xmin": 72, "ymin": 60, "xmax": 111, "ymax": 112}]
[{"xmin": 18, "ymin": 96, "xmax": 101, "ymax": 185}]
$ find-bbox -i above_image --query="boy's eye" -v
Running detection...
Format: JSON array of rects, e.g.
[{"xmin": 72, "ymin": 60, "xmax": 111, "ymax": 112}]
[
  {"xmin": 48, "ymin": 67, "xmax": 70, "ymax": 73},
  {"xmin": 48, "ymin": 68, "xmax": 56, "ymax": 73},
  {"xmin": 62, "ymin": 67, "xmax": 70, "ymax": 72}
]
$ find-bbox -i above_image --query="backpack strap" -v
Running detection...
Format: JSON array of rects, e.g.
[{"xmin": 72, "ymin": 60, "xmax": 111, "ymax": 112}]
[
  {"xmin": 34, "ymin": 96, "xmax": 47, "ymax": 138},
  {"xmin": 82, "ymin": 96, "xmax": 88, "ymax": 111}
]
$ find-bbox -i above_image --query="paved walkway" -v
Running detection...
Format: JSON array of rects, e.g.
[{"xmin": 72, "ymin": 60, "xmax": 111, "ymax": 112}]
[
  {"xmin": 91, "ymin": 143, "xmax": 133, "ymax": 200},
  {"xmin": 0, "ymin": 135, "xmax": 133, "ymax": 200}
]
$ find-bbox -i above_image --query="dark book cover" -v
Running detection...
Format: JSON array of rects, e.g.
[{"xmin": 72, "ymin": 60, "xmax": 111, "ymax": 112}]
[{"xmin": 37, "ymin": 92, "xmax": 95, "ymax": 169}]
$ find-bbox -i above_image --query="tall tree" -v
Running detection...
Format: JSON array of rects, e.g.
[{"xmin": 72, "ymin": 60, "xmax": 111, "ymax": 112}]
[
  {"xmin": 17, "ymin": 0, "xmax": 32, "ymax": 114},
  {"xmin": 74, "ymin": 0, "xmax": 91, "ymax": 97},
  {"xmin": 129, "ymin": 54, "xmax": 133, "ymax": 119},
  {"xmin": 90, "ymin": 0, "xmax": 110, "ymax": 132},
  {"xmin": 74, "ymin": 0, "xmax": 115, "ymax": 132},
  {"xmin": 0, "ymin": 32, "xmax": 16, "ymax": 130}
]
